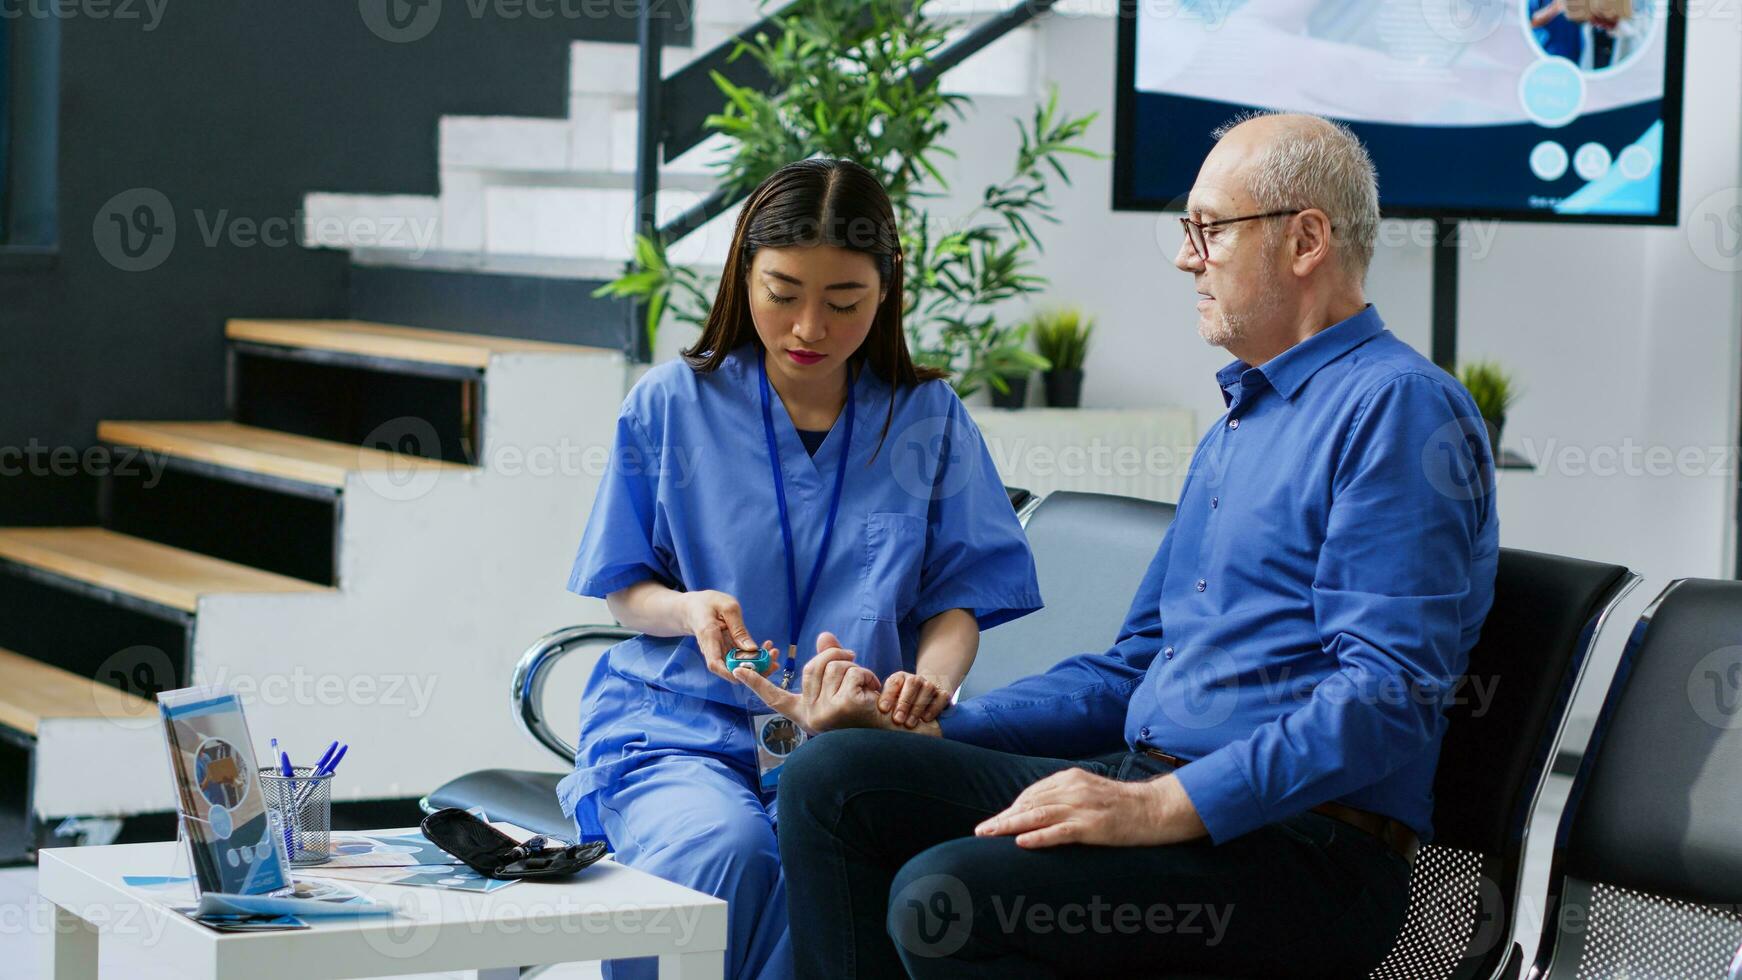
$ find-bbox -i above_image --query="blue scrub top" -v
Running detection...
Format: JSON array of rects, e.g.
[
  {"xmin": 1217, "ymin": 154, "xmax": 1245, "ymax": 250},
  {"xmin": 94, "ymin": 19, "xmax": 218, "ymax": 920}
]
[{"xmin": 557, "ymin": 344, "xmax": 1042, "ymax": 830}]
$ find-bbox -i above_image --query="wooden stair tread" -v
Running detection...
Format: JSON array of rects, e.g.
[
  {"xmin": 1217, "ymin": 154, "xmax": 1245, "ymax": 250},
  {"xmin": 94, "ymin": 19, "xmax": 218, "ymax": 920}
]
[
  {"xmin": 98, "ymin": 420, "xmax": 472, "ymax": 489},
  {"xmin": 0, "ymin": 646, "xmax": 153, "ymax": 736},
  {"xmin": 0, "ymin": 528, "xmax": 330, "ymax": 613},
  {"xmin": 226, "ymin": 319, "xmax": 608, "ymax": 369}
]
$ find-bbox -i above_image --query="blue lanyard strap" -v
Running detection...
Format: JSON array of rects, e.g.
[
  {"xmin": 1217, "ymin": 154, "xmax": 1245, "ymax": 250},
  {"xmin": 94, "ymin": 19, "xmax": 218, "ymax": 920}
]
[{"xmin": 758, "ymin": 354, "xmax": 856, "ymax": 689}]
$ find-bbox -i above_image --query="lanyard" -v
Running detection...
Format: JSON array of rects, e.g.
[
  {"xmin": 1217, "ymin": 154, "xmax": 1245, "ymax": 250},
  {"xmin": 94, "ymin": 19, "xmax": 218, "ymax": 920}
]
[{"xmin": 757, "ymin": 354, "xmax": 855, "ymax": 690}]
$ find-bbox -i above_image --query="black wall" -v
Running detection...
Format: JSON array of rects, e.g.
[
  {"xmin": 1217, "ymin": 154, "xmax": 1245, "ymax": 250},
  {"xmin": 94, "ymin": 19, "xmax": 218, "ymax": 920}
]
[{"xmin": 0, "ymin": 1, "xmax": 678, "ymax": 523}]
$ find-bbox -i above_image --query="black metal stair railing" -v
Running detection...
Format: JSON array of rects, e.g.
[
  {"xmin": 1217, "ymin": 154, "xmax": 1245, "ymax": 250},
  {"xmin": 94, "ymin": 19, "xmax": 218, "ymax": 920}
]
[{"xmin": 626, "ymin": 0, "xmax": 1061, "ymax": 361}]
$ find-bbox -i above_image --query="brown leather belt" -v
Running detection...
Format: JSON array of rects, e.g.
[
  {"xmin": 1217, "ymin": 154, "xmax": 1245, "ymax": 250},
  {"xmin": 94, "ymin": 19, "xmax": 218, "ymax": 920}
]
[{"xmin": 1143, "ymin": 747, "xmax": 1419, "ymax": 864}]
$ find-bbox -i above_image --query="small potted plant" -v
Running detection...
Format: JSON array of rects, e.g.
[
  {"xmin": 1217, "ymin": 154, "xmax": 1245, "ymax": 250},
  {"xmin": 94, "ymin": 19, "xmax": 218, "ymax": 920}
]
[
  {"xmin": 1456, "ymin": 360, "xmax": 1520, "ymax": 451},
  {"xmin": 1033, "ymin": 309, "xmax": 1094, "ymax": 408},
  {"xmin": 987, "ymin": 320, "xmax": 1047, "ymax": 409}
]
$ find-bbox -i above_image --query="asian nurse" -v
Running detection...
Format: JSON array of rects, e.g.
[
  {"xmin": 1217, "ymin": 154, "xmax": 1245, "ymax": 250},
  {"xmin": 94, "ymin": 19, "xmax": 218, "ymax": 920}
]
[{"xmin": 555, "ymin": 158, "xmax": 1043, "ymax": 980}]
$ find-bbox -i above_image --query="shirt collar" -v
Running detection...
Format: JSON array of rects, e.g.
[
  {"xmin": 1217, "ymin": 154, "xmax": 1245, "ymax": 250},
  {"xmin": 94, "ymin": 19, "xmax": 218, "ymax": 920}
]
[{"xmin": 1215, "ymin": 305, "xmax": 1386, "ymax": 403}]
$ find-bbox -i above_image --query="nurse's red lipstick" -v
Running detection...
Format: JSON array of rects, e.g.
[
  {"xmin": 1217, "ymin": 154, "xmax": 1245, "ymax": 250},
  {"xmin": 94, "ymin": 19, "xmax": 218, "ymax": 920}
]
[{"xmin": 788, "ymin": 348, "xmax": 826, "ymax": 366}]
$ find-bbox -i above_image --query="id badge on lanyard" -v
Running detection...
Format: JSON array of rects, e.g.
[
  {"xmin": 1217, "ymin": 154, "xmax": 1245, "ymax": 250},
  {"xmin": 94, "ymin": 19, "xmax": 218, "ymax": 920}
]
[
  {"xmin": 752, "ymin": 357, "xmax": 854, "ymax": 794},
  {"xmin": 752, "ymin": 707, "xmax": 807, "ymax": 793}
]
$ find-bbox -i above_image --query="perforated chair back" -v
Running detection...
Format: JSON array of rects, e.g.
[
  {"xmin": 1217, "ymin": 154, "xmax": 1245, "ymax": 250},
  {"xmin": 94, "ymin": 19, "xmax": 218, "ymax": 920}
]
[
  {"xmin": 1529, "ymin": 578, "xmax": 1742, "ymax": 979},
  {"xmin": 962, "ymin": 491, "xmax": 1174, "ymax": 699},
  {"xmin": 1370, "ymin": 549, "xmax": 1636, "ymax": 980}
]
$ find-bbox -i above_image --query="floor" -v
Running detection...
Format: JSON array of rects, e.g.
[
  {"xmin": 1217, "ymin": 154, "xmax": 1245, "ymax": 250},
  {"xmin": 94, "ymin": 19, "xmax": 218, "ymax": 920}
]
[{"xmin": 0, "ymin": 778, "xmax": 1572, "ymax": 979}]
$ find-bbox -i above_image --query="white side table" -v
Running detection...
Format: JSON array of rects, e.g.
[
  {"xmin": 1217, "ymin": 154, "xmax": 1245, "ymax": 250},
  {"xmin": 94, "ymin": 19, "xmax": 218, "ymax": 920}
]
[{"xmin": 38, "ymin": 836, "xmax": 726, "ymax": 979}]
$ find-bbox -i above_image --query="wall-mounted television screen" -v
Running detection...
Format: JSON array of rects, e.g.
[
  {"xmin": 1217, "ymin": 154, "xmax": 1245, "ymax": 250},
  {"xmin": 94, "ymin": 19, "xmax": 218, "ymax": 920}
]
[{"xmin": 1113, "ymin": 0, "xmax": 1687, "ymax": 224}]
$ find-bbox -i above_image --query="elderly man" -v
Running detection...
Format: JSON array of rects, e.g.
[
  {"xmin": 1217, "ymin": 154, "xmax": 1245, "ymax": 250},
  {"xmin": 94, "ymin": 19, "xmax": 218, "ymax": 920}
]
[{"xmin": 736, "ymin": 112, "xmax": 1498, "ymax": 978}]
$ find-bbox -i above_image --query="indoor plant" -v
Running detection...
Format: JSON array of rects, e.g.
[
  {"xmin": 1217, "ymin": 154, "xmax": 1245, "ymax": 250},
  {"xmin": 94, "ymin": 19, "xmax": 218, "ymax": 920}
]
[
  {"xmin": 596, "ymin": 0, "xmax": 1100, "ymax": 390},
  {"xmin": 1032, "ymin": 307, "xmax": 1094, "ymax": 408},
  {"xmin": 1456, "ymin": 360, "xmax": 1519, "ymax": 451}
]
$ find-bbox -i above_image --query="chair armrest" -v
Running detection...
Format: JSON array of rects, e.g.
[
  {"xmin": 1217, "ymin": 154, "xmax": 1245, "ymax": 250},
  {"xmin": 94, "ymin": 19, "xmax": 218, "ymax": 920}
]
[{"xmin": 511, "ymin": 624, "xmax": 637, "ymax": 763}]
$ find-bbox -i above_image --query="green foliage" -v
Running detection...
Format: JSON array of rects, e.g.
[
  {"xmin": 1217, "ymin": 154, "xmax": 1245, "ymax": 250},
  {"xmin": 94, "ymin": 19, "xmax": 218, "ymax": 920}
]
[
  {"xmin": 598, "ymin": 0, "xmax": 1102, "ymax": 390},
  {"xmin": 1456, "ymin": 360, "xmax": 1520, "ymax": 421},
  {"xmin": 1029, "ymin": 307, "xmax": 1094, "ymax": 373}
]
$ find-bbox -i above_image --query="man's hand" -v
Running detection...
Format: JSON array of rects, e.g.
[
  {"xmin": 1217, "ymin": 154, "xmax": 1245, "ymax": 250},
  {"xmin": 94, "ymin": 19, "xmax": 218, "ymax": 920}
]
[
  {"xmin": 736, "ymin": 632, "xmax": 927, "ymax": 736},
  {"xmin": 974, "ymin": 769, "xmax": 1208, "ymax": 849}
]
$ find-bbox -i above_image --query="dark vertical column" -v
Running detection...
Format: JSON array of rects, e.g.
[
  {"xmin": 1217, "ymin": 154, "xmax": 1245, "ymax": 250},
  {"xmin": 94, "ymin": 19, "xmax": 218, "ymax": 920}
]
[
  {"xmin": 630, "ymin": 0, "xmax": 665, "ymax": 364},
  {"xmin": 1431, "ymin": 218, "xmax": 1460, "ymax": 372}
]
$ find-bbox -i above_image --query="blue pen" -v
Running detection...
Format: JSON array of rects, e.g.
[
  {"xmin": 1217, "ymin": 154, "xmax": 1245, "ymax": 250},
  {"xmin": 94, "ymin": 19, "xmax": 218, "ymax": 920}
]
[
  {"xmin": 293, "ymin": 743, "xmax": 348, "ymax": 810},
  {"xmin": 312, "ymin": 741, "xmax": 338, "ymax": 776},
  {"xmin": 276, "ymin": 750, "xmax": 297, "ymax": 860}
]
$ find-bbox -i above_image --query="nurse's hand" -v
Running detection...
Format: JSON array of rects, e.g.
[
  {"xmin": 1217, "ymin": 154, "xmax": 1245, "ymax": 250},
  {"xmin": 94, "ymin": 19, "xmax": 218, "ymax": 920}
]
[
  {"xmin": 681, "ymin": 590, "xmax": 764, "ymax": 682},
  {"xmin": 734, "ymin": 632, "xmax": 889, "ymax": 735},
  {"xmin": 879, "ymin": 672, "xmax": 953, "ymax": 728}
]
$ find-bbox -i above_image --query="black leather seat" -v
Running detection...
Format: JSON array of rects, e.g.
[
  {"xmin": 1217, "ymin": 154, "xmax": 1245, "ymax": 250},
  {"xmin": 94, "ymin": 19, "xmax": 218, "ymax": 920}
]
[
  {"xmin": 1524, "ymin": 578, "xmax": 1742, "ymax": 978},
  {"xmin": 1365, "ymin": 549, "xmax": 1636, "ymax": 980}
]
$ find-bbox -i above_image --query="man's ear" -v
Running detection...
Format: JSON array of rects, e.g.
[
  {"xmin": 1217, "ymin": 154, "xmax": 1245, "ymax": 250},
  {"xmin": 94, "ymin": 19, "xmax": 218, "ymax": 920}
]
[{"xmin": 1291, "ymin": 209, "xmax": 1335, "ymax": 278}]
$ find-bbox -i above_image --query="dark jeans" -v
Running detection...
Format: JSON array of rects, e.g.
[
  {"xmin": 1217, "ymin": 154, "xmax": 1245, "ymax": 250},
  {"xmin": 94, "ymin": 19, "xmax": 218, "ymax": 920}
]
[{"xmin": 778, "ymin": 729, "xmax": 1410, "ymax": 979}]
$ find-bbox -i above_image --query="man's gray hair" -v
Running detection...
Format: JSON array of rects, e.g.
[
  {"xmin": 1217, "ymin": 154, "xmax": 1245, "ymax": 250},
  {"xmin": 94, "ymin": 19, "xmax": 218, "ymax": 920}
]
[{"xmin": 1210, "ymin": 111, "xmax": 1380, "ymax": 283}]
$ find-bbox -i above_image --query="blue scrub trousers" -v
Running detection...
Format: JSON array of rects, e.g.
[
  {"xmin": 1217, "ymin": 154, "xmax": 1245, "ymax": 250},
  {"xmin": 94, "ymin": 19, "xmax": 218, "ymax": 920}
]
[{"xmin": 592, "ymin": 753, "xmax": 792, "ymax": 980}]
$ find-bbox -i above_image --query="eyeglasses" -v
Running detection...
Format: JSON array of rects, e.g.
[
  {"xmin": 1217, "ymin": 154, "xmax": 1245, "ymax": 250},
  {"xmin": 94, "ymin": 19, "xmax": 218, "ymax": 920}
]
[{"xmin": 1179, "ymin": 210, "xmax": 1304, "ymax": 262}]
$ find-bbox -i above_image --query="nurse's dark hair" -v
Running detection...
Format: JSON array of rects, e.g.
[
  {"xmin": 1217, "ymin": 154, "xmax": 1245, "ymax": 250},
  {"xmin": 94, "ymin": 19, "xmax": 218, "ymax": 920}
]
[{"xmin": 681, "ymin": 158, "xmax": 948, "ymax": 457}]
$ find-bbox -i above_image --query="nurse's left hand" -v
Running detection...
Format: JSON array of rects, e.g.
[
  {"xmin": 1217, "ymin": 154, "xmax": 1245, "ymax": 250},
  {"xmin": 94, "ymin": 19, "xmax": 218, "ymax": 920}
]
[
  {"xmin": 973, "ymin": 770, "xmax": 1207, "ymax": 849},
  {"xmin": 879, "ymin": 672, "xmax": 953, "ymax": 728}
]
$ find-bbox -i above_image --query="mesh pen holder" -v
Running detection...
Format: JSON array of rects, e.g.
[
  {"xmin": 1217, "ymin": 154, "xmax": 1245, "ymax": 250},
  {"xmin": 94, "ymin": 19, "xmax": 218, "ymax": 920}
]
[{"xmin": 259, "ymin": 767, "xmax": 333, "ymax": 867}]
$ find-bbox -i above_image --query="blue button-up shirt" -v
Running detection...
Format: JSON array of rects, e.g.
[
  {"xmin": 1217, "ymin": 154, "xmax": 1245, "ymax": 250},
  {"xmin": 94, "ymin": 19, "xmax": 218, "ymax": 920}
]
[{"xmin": 943, "ymin": 306, "xmax": 1498, "ymax": 843}]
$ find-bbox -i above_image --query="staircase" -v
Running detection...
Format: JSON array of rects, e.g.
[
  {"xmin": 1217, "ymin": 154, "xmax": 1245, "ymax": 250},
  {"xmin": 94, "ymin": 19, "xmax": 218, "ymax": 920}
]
[
  {"xmin": 303, "ymin": 0, "xmax": 1046, "ymax": 278},
  {"xmin": 0, "ymin": 319, "xmax": 625, "ymax": 855}
]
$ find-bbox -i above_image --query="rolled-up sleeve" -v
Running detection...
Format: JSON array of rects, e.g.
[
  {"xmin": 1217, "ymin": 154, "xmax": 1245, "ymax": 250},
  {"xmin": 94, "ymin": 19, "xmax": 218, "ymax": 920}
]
[{"xmin": 1175, "ymin": 374, "xmax": 1493, "ymax": 842}]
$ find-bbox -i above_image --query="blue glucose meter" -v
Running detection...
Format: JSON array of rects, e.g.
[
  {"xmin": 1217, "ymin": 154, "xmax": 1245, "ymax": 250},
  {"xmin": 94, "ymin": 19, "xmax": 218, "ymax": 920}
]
[{"xmin": 727, "ymin": 647, "xmax": 773, "ymax": 675}]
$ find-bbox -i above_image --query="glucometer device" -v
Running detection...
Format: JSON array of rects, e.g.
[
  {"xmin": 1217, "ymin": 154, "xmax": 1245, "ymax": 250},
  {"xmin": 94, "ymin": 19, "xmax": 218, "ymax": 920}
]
[{"xmin": 727, "ymin": 646, "xmax": 774, "ymax": 675}]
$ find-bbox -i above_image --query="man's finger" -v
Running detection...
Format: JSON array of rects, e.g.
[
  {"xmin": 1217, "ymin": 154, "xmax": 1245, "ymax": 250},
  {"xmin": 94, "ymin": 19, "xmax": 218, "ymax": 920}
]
[
  {"xmin": 1016, "ymin": 822, "xmax": 1084, "ymax": 849},
  {"xmin": 820, "ymin": 658, "xmax": 854, "ymax": 697},
  {"xmin": 815, "ymin": 630, "xmax": 841, "ymax": 655},
  {"xmin": 976, "ymin": 804, "xmax": 1072, "ymax": 838},
  {"xmin": 736, "ymin": 666, "xmax": 800, "ymax": 716},
  {"xmin": 801, "ymin": 649, "xmax": 857, "ymax": 706}
]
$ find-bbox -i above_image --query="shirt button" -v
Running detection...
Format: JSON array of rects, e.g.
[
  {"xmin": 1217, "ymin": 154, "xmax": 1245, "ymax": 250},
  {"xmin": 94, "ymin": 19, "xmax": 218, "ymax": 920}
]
[
  {"xmin": 1139, "ymin": 726, "xmax": 1151, "ymax": 739},
  {"xmin": 1228, "ymin": 418, "xmax": 1240, "ymax": 430},
  {"xmin": 1210, "ymin": 497, "xmax": 1219, "ymax": 509},
  {"xmin": 1164, "ymin": 646, "xmax": 1175, "ymax": 660},
  {"xmin": 1195, "ymin": 579, "xmax": 1207, "ymax": 592}
]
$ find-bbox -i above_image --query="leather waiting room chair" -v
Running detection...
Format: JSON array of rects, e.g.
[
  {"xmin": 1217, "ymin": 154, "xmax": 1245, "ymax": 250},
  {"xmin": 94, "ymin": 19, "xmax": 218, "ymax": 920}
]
[
  {"xmin": 1522, "ymin": 578, "xmax": 1742, "ymax": 978},
  {"xmin": 425, "ymin": 494, "xmax": 1641, "ymax": 980},
  {"xmin": 1365, "ymin": 550, "xmax": 1637, "ymax": 980},
  {"xmin": 963, "ymin": 490, "xmax": 1175, "ymax": 697}
]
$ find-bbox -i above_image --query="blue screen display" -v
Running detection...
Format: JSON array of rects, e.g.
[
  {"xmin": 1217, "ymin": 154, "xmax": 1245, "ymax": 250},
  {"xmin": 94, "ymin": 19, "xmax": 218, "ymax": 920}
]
[{"xmin": 1116, "ymin": 0, "xmax": 1685, "ymax": 223}]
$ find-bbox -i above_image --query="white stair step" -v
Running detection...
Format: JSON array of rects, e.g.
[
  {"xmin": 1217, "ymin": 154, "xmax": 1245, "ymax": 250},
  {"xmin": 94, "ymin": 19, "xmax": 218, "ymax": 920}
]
[
  {"xmin": 439, "ymin": 110, "xmax": 731, "ymax": 179},
  {"xmin": 483, "ymin": 185, "xmax": 740, "ymax": 264},
  {"xmin": 302, "ymin": 193, "xmax": 442, "ymax": 255}
]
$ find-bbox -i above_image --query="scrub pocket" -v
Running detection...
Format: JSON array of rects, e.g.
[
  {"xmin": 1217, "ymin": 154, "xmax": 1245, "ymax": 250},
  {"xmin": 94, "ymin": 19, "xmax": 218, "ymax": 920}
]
[{"xmin": 860, "ymin": 512, "xmax": 926, "ymax": 622}]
